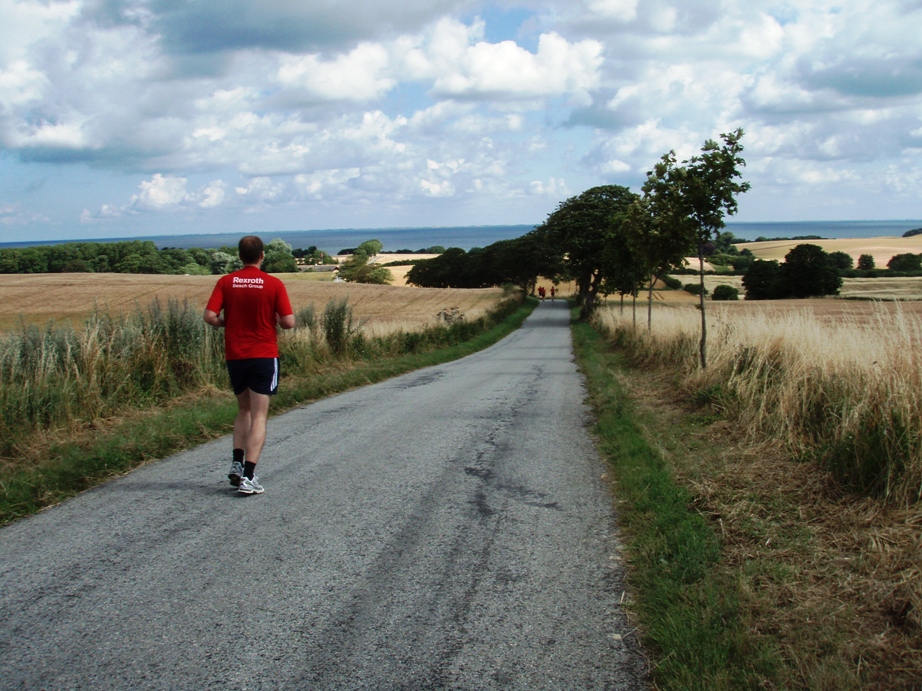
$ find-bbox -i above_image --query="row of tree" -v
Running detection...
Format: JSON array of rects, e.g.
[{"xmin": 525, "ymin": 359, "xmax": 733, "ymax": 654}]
[
  {"xmin": 410, "ymin": 130, "xmax": 750, "ymax": 367},
  {"xmin": 0, "ymin": 238, "xmax": 326, "ymax": 276}
]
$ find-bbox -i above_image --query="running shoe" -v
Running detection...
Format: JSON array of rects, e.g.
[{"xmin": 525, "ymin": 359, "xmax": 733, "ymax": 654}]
[
  {"xmin": 238, "ymin": 475, "xmax": 264, "ymax": 495},
  {"xmin": 228, "ymin": 461, "xmax": 244, "ymax": 487}
]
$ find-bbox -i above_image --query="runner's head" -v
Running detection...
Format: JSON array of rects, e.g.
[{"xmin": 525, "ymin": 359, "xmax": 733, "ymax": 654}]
[{"xmin": 238, "ymin": 236, "xmax": 264, "ymax": 265}]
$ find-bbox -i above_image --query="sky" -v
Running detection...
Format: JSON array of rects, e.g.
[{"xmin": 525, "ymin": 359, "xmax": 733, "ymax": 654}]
[{"xmin": 1, "ymin": 0, "xmax": 921, "ymax": 243}]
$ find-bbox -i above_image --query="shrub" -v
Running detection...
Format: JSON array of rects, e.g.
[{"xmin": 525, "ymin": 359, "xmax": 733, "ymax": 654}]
[
  {"xmin": 661, "ymin": 275, "xmax": 683, "ymax": 290},
  {"xmin": 711, "ymin": 285, "xmax": 739, "ymax": 301},
  {"xmin": 684, "ymin": 283, "xmax": 708, "ymax": 296},
  {"xmin": 857, "ymin": 254, "xmax": 875, "ymax": 270},
  {"xmin": 887, "ymin": 253, "xmax": 922, "ymax": 272},
  {"xmin": 321, "ymin": 298, "xmax": 358, "ymax": 355},
  {"xmin": 827, "ymin": 251, "xmax": 854, "ymax": 270},
  {"xmin": 779, "ymin": 244, "xmax": 841, "ymax": 298},
  {"xmin": 742, "ymin": 259, "xmax": 781, "ymax": 300},
  {"xmin": 295, "ymin": 305, "xmax": 317, "ymax": 333}
]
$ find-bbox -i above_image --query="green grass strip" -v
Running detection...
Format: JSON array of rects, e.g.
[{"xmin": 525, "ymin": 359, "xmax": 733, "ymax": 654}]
[
  {"xmin": 0, "ymin": 299, "xmax": 536, "ymax": 526},
  {"xmin": 570, "ymin": 316, "xmax": 778, "ymax": 690}
]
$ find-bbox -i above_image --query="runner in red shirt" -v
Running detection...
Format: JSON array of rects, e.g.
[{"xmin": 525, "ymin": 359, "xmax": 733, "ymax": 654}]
[{"xmin": 204, "ymin": 236, "xmax": 295, "ymax": 495}]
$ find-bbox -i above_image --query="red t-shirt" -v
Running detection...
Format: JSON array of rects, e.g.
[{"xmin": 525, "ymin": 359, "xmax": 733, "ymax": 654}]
[{"xmin": 206, "ymin": 266, "xmax": 294, "ymax": 360}]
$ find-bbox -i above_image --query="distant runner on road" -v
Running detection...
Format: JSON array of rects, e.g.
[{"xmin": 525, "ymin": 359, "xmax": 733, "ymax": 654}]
[{"xmin": 203, "ymin": 235, "xmax": 295, "ymax": 495}]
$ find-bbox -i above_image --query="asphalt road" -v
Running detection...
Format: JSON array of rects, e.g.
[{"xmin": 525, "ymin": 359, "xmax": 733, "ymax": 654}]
[{"xmin": 0, "ymin": 300, "xmax": 646, "ymax": 690}]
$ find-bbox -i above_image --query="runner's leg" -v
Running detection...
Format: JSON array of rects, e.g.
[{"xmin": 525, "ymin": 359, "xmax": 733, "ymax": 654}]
[{"xmin": 237, "ymin": 389, "xmax": 271, "ymax": 466}]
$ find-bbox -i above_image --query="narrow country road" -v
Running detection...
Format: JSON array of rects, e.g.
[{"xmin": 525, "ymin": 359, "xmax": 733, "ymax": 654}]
[{"xmin": 0, "ymin": 300, "xmax": 646, "ymax": 690}]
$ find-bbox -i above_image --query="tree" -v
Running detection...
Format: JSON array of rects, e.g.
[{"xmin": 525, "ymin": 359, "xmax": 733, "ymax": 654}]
[
  {"xmin": 210, "ymin": 251, "xmax": 238, "ymax": 274},
  {"xmin": 857, "ymin": 254, "xmax": 875, "ymax": 270},
  {"xmin": 827, "ymin": 251, "xmax": 854, "ymax": 270},
  {"xmin": 337, "ymin": 246, "xmax": 393, "ymax": 284},
  {"xmin": 539, "ymin": 185, "xmax": 637, "ymax": 319},
  {"xmin": 742, "ymin": 259, "xmax": 782, "ymax": 300},
  {"xmin": 600, "ymin": 219, "xmax": 644, "ymax": 324},
  {"xmin": 672, "ymin": 129, "xmax": 751, "ymax": 367},
  {"xmin": 357, "ymin": 239, "xmax": 383, "ymax": 257},
  {"xmin": 263, "ymin": 252, "xmax": 297, "ymax": 273},
  {"xmin": 263, "ymin": 238, "xmax": 298, "ymax": 273},
  {"xmin": 887, "ymin": 253, "xmax": 922, "ymax": 271},
  {"xmin": 622, "ymin": 192, "xmax": 690, "ymax": 329},
  {"xmin": 711, "ymin": 285, "xmax": 739, "ymax": 301},
  {"xmin": 729, "ymin": 252, "xmax": 753, "ymax": 273},
  {"xmin": 779, "ymin": 244, "xmax": 842, "ymax": 297},
  {"xmin": 713, "ymin": 231, "xmax": 743, "ymax": 255},
  {"xmin": 406, "ymin": 248, "xmax": 469, "ymax": 288}
]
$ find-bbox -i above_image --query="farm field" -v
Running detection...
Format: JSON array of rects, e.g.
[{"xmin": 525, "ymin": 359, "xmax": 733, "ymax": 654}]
[
  {"xmin": 592, "ymin": 293, "xmax": 922, "ymax": 686},
  {"xmin": 739, "ymin": 234, "xmax": 922, "ymax": 268},
  {"xmin": 660, "ymin": 275, "xmax": 922, "ymax": 304},
  {"xmin": 0, "ymin": 270, "xmax": 504, "ymax": 333}
]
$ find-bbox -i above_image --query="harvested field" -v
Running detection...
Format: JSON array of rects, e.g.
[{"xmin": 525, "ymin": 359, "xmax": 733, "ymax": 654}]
[
  {"xmin": 628, "ymin": 274, "xmax": 922, "ymax": 307},
  {"xmin": 707, "ymin": 296, "xmax": 922, "ymax": 327},
  {"xmin": 740, "ymin": 235, "xmax": 922, "ymax": 269},
  {"xmin": 608, "ymin": 294, "xmax": 922, "ymax": 331},
  {"xmin": 0, "ymin": 272, "xmax": 504, "ymax": 333}
]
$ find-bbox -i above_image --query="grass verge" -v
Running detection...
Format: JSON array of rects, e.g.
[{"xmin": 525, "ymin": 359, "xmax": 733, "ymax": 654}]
[
  {"xmin": 571, "ymin": 315, "xmax": 780, "ymax": 690},
  {"xmin": 0, "ymin": 298, "xmax": 536, "ymax": 526}
]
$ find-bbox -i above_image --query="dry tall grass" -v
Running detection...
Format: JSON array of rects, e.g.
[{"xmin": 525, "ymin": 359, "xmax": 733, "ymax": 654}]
[
  {"xmin": 595, "ymin": 301, "xmax": 922, "ymax": 684},
  {"xmin": 0, "ymin": 288, "xmax": 511, "ymax": 460},
  {"xmin": 594, "ymin": 302, "xmax": 922, "ymax": 506}
]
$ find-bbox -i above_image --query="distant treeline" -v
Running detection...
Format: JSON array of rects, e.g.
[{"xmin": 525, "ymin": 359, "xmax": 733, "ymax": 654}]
[
  {"xmin": 0, "ymin": 239, "xmax": 331, "ymax": 275},
  {"xmin": 747, "ymin": 234, "xmax": 825, "ymax": 242},
  {"xmin": 343, "ymin": 246, "xmax": 446, "ymax": 255},
  {"xmin": 903, "ymin": 228, "xmax": 922, "ymax": 238}
]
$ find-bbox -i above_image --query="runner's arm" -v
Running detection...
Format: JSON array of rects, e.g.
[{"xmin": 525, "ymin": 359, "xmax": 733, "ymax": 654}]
[
  {"xmin": 203, "ymin": 309, "xmax": 224, "ymax": 328},
  {"xmin": 277, "ymin": 313, "xmax": 295, "ymax": 330}
]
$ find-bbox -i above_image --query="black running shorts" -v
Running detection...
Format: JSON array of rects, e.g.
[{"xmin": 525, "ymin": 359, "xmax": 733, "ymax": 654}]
[{"xmin": 226, "ymin": 358, "xmax": 280, "ymax": 396}]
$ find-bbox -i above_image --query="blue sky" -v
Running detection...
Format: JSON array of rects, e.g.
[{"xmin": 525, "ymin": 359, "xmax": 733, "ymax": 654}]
[{"xmin": 1, "ymin": 0, "xmax": 921, "ymax": 243}]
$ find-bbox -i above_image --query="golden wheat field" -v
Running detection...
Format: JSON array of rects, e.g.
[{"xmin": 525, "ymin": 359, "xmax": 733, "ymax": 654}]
[
  {"xmin": 0, "ymin": 271, "xmax": 504, "ymax": 333},
  {"xmin": 740, "ymin": 235, "xmax": 922, "ymax": 268}
]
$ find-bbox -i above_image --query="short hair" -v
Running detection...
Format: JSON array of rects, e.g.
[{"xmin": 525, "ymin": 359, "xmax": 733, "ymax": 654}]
[{"xmin": 238, "ymin": 236, "xmax": 264, "ymax": 264}]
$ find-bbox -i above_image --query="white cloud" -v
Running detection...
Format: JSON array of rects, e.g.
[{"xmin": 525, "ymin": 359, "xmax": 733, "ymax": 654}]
[
  {"xmin": 420, "ymin": 179, "xmax": 456, "ymax": 197},
  {"xmin": 199, "ymin": 181, "xmax": 227, "ymax": 208},
  {"xmin": 429, "ymin": 28, "xmax": 603, "ymax": 103},
  {"xmin": 276, "ymin": 43, "xmax": 396, "ymax": 102},
  {"xmin": 587, "ymin": 0, "xmax": 638, "ymax": 22},
  {"xmin": 1, "ymin": 201, "xmax": 49, "ymax": 226},
  {"xmin": 131, "ymin": 174, "xmax": 190, "ymax": 210},
  {"xmin": 235, "ymin": 177, "xmax": 287, "ymax": 204},
  {"xmin": 3, "ymin": 0, "xmax": 922, "ymax": 241},
  {"xmin": 529, "ymin": 178, "xmax": 568, "ymax": 196}
]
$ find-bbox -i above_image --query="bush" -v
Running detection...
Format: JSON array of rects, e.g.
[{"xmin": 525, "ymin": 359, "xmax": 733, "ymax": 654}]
[
  {"xmin": 857, "ymin": 254, "xmax": 875, "ymax": 270},
  {"xmin": 779, "ymin": 244, "xmax": 841, "ymax": 298},
  {"xmin": 887, "ymin": 253, "xmax": 922, "ymax": 272},
  {"xmin": 661, "ymin": 275, "xmax": 683, "ymax": 290},
  {"xmin": 827, "ymin": 251, "xmax": 854, "ymax": 270},
  {"xmin": 321, "ymin": 298, "xmax": 358, "ymax": 355},
  {"xmin": 295, "ymin": 305, "xmax": 317, "ymax": 333},
  {"xmin": 711, "ymin": 285, "xmax": 739, "ymax": 301},
  {"xmin": 742, "ymin": 259, "xmax": 781, "ymax": 300},
  {"xmin": 684, "ymin": 283, "xmax": 708, "ymax": 296}
]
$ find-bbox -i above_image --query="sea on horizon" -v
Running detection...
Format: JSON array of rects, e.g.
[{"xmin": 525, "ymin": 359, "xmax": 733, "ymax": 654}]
[{"xmin": 2, "ymin": 220, "xmax": 921, "ymax": 254}]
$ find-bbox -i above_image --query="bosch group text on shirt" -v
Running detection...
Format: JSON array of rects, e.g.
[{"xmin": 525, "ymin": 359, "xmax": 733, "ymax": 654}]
[{"xmin": 233, "ymin": 277, "xmax": 265, "ymax": 289}]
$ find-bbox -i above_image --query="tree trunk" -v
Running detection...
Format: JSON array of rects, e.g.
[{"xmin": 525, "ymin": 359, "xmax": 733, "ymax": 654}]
[
  {"xmin": 579, "ymin": 271, "xmax": 602, "ymax": 320},
  {"xmin": 698, "ymin": 249, "xmax": 707, "ymax": 369},
  {"xmin": 647, "ymin": 272, "xmax": 656, "ymax": 330}
]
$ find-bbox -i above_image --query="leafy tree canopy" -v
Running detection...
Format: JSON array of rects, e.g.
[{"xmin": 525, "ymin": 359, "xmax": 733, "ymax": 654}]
[
  {"xmin": 779, "ymin": 244, "xmax": 842, "ymax": 298},
  {"xmin": 887, "ymin": 253, "xmax": 922, "ymax": 271}
]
